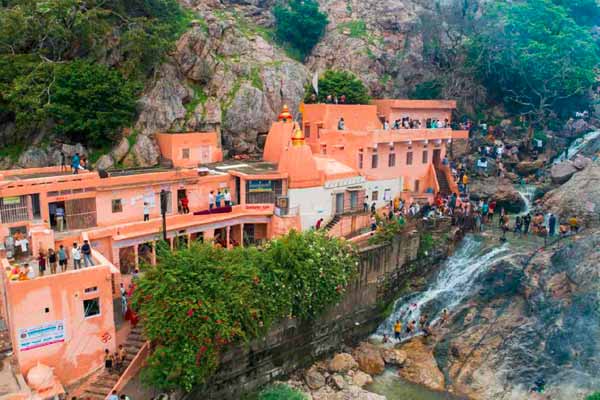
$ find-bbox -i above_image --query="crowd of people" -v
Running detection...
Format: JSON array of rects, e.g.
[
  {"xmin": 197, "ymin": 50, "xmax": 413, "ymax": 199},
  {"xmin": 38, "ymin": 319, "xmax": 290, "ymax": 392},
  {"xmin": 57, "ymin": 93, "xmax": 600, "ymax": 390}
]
[{"xmin": 382, "ymin": 308, "xmax": 451, "ymax": 344}]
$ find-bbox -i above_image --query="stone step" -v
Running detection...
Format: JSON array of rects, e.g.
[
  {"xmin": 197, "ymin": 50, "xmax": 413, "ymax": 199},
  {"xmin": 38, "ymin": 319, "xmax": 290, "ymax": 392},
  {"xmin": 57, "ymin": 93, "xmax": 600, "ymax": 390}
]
[{"xmin": 82, "ymin": 393, "xmax": 105, "ymax": 400}]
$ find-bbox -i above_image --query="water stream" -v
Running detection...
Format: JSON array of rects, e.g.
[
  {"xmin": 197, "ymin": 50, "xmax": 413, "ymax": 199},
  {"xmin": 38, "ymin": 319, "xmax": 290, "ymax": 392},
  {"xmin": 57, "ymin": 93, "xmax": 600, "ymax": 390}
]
[
  {"xmin": 367, "ymin": 186, "xmax": 542, "ymax": 399},
  {"xmin": 553, "ymin": 130, "xmax": 600, "ymax": 164}
]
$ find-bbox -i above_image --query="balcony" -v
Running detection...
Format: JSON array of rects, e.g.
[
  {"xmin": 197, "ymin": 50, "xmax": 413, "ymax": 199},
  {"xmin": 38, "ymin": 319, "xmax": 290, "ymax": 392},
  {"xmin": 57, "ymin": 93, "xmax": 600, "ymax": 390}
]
[{"xmin": 274, "ymin": 205, "xmax": 299, "ymax": 217}]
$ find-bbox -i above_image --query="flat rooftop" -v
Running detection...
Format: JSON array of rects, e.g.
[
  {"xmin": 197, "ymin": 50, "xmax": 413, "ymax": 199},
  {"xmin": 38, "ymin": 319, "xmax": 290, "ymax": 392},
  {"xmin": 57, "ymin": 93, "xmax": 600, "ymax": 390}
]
[
  {"xmin": 3, "ymin": 171, "xmax": 75, "ymax": 181},
  {"xmin": 207, "ymin": 160, "xmax": 280, "ymax": 176}
]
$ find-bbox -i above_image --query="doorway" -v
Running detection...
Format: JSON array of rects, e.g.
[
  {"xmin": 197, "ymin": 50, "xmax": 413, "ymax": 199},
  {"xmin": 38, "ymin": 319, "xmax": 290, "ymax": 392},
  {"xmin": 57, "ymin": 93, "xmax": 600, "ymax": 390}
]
[
  {"xmin": 433, "ymin": 149, "xmax": 442, "ymax": 166},
  {"xmin": 48, "ymin": 201, "xmax": 66, "ymax": 231},
  {"xmin": 335, "ymin": 193, "xmax": 344, "ymax": 215},
  {"xmin": 31, "ymin": 194, "xmax": 41, "ymax": 220},
  {"xmin": 177, "ymin": 189, "xmax": 186, "ymax": 213}
]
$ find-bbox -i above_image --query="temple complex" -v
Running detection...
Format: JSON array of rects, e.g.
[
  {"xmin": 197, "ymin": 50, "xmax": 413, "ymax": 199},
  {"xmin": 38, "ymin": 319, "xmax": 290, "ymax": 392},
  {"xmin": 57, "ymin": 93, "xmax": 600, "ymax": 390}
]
[{"xmin": 0, "ymin": 99, "xmax": 468, "ymax": 398}]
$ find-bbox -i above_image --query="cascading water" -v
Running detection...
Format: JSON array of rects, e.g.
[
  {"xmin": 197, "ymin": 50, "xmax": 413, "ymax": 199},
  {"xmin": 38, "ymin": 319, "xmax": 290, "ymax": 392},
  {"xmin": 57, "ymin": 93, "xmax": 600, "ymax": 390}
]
[
  {"xmin": 553, "ymin": 130, "xmax": 600, "ymax": 164},
  {"xmin": 373, "ymin": 235, "xmax": 511, "ymax": 343}
]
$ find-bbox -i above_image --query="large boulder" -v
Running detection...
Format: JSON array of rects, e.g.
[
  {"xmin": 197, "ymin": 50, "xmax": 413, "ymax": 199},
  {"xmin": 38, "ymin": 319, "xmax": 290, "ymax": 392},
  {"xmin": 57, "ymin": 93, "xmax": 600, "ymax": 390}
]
[
  {"xmin": 515, "ymin": 160, "xmax": 544, "ymax": 176},
  {"xmin": 380, "ymin": 348, "xmax": 407, "ymax": 366},
  {"xmin": 305, "ymin": 366, "xmax": 326, "ymax": 390},
  {"xmin": 572, "ymin": 155, "xmax": 592, "ymax": 170},
  {"xmin": 95, "ymin": 154, "xmax": 115, "ymax": 171},
  {"xmin": 111, "ymin": 137, "xmax": 130, "ymax": 163},
  {"xmin": 352, "ymin": 343, "xmax": 385, "ymax": 376},
  {"xmin": 550, "ymin": 161, "xmax": 577, "ymax": 184},
  {"xmin": 543, "ymin": 163, "xmax": 600, "ymax": 227},
  {"xmin": 131, "ymin": 134, "xmax": 160, "ymax": 167},
  {"xmin": 18, "ymin": 148, "xmax": 49, "ymax": 168},
  {"xmin": 398, "ymin": 338, "xmax": 445, "ymax": 391},
  {"xmin": 0, "ymin": 156, "xmax": 13, "ymax": 170},
  {"xmin": 329, "ymin": 353, "xmax": 358, "ymax": 373},
  {"xmin": 469, "ymin": 177, "xmax": 525, "ymax": 213},
  {"xmin": 352, "ymin": 371, "xmax": 373, "ymax": 388},
  {"xmin": 562, "ymin": 118, "xmax": 593, "ymax": 138}
]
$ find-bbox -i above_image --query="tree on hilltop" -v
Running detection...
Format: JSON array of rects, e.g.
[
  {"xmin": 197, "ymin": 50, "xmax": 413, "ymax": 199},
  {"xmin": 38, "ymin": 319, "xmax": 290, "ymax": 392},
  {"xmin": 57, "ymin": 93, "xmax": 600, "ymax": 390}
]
[{"xmin": 273, "ymin": 0, "xmax": 328, "ymax": 60}]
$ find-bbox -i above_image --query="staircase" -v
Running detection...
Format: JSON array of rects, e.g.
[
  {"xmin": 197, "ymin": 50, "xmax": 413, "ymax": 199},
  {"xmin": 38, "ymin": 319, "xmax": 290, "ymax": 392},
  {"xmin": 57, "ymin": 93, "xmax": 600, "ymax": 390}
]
[
  {"xmin": 324, "ymin": 215, "xmax": 341, "ymax": 231},
  {"xmin": 82, "ymin": 324, "xmax": 145, "ymax": 399},
  {"xmin": 435, "ymin": 165, "xmax": 451, "ymax": 195}
]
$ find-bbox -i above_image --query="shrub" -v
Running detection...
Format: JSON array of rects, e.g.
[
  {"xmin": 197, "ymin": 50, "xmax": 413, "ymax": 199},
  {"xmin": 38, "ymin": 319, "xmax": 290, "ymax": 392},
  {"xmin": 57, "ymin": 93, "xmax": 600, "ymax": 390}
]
[
  {"xmin": 369, "ymin": 217, "xmax": 406, "ymax": 245},
  {"xmin": 133, "ymin": 230, "xmax": 358, "ymax": 391},
  {"xmin": 305, "ymin": 70, "xmax": 370, "ymax": 104},
  {"xmin": 586, "ymin": 393, "xmax": 600, "ymax": 400},
  {"xmin": 273, "ymin": 0, "xmax": 328, "ymax": 60},
  {"xmin": 259, "ymin": 384, "xmax": 307, "ymax": 400}
]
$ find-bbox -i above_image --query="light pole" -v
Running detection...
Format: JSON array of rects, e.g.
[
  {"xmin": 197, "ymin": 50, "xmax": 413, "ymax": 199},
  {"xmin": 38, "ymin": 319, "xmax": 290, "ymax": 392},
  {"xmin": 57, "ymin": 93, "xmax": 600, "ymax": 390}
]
[{"xmin": 160, "ymin": 189, "xmax": 168, "ymax": 242}]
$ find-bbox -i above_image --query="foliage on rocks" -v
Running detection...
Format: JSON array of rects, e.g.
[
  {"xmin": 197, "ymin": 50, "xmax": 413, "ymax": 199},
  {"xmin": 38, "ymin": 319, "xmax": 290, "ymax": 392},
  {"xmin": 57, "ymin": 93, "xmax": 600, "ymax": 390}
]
[
  {"xmin": 305, "ymin": 70, "xmax": 371, "ymax": 104},
  {"xmin": 273, "ymin": 0, "xmax": 328, "ymax": 60},
  {"xmin": 369, "ymin": 217, "xmax": 406, "ymax": 245},
  {"xmin": 133, "ymin": 230, "xmax": 358, "ymax": 391},
  {"xmin": 0, "ymin": 0, "xmax": 188, "ymax": 146},
  {"xmin": 258, "ymin": 384, "xmax": 307, "ymax": 400}
]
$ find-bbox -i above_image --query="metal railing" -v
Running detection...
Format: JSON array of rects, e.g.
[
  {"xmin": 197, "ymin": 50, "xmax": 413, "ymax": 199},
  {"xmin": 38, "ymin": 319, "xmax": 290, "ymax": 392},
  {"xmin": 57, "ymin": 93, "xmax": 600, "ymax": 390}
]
[{"xmin": 274, "ymin": 205, "xmax": 300, "ymax": 217}]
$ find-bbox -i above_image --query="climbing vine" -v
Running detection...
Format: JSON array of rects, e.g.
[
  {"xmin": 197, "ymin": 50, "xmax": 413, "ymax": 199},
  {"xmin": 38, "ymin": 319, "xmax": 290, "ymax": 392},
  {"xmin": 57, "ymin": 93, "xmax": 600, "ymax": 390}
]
[{"xmin": 133, "ymin": 230, "xmax": 358, "ymax": 391}]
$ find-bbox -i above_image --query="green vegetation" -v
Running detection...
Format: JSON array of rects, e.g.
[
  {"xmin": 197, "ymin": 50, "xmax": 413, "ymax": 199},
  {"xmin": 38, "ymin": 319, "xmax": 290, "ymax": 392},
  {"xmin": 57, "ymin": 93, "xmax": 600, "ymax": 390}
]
[
  {"xmin": 258, "ymin": 384, "xmax": 307, "ymax": 400},
  {"xmin": 586, "ymin": 392, "xmax": 600, "ymax": 400},
  {"xmin": 410, "ymin": 79, "xmax": 443, "ymax": 100},
  {"xmin": 133, "ymin": 230, "xmax": 358, "ymax": 391},
  {"xmin": 304, "ymin": 70, "xmax": 370, "ymax": 104},
  {"xmin": 337, "ymin": 20, "xmax": 368, "ymax": 39},
  {"xmin": 273, "ymin": 0, "xmax": 329, "ymax": 60},
  {"xmin": 418, "ymin": 233, "xmax": 434, "ymax": 258},
  {"xmin": 0, "ymin": 0, "xmax": 188, "ymax": 148},
  {"xmin": 468, "ymin": 0, "xmax": 600, "ymax": 124},
  {"xmin": 369, "ymin": 217, "xmax": 406, "ymax": 245}
]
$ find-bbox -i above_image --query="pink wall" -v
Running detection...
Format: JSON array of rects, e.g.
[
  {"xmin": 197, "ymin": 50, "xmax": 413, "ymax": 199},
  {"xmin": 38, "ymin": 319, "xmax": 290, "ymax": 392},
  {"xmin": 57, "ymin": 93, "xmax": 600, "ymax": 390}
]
[
  {"xmin": 4, "ymin": 265, "xmax": 116, "ymax": 385},
  {"xmin": 155, "ymin": 132, "xmax": 223, "ymax": 168}
]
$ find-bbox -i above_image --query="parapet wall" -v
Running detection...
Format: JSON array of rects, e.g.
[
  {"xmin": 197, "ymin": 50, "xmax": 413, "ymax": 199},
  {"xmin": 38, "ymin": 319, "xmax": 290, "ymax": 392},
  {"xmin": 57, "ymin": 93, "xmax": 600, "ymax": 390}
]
[{"xmin": 185, "ymin": 219, "xmax": 456, "ymax": 399}]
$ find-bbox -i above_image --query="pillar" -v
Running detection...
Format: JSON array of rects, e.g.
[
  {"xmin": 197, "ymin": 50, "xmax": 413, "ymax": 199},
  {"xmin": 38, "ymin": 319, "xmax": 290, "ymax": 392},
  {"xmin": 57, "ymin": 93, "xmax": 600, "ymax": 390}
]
[
  {"xmin": 239, "ymin": 178, "xmax": 247, "ymax": 207},
  {"xmin": 151, "ymin": 240, "xmax": 157, "ymax": 265},
  {"xmin": 134, "ymin": 244, "xmax": 139, "ymax": 268},
  {"xmin": 240, "ymin": 223, "xmax": 244, "ymax": 248},
  {"xmin": 226, "ymin": 226, "xmax": 231, "ymax": 249},
  {"xmin": 187, "ymin": 233, "xmax": 191, "ymax": 248}
]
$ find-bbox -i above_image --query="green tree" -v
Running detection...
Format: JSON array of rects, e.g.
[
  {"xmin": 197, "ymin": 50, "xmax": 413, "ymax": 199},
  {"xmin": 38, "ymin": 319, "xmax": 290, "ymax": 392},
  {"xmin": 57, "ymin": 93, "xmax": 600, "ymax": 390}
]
[
  {"xmin": 586, "ymin": 393, "xmax": 600, "ymax": 400},
  {"xmin": 47, "ymin": 61, "xmax": 140, "ymax": 146},
  {"xmin": 273, "ymin": 0, "xmax": 328, "ymax": 60},
  {"xmin": 305, "ymin": 70, "xmax": 370, "ymax": 104},
  {"xmin": 469, "ymin": 0, "xmax": 599, "ymax": 126},
  {"xmin": 132, "ymin": 230, "xmax": 357, "ymax": 391}
]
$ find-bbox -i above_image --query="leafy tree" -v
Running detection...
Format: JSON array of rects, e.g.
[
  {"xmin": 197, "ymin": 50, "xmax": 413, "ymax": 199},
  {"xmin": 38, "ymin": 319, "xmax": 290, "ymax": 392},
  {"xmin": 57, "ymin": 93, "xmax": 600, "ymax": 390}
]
[
  {"xmin": 587, "ymin": 393, "xmax": 600, "ymax": 400},
  {"xmin": 468, "ymin": 0, "xmax": 600, "ymax": 126},
  {"xmin": 273, "ymin": 0, "xmax": 328, "ymax": 60},
  {"xmin": 552, "ymin": 0, "xmax": 600, "ymax": 26},
  {"xmin": 132, "ymin": 230, "xmax": 357, "ymax": 391},
  {"xmin": 46, "ymin": 61, "xmax": 140, "ymax": 146},
  {"xmin": 304, "ymin": 70, "xmax": 370, "ymax": 104}
]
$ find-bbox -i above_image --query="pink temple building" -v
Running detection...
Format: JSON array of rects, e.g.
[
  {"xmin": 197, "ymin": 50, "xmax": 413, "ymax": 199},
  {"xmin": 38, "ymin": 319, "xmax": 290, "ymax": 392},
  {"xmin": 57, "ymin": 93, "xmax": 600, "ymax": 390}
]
[{"xmin": 0, "ymin": 99, "xmax": 468, "ymax": 397}]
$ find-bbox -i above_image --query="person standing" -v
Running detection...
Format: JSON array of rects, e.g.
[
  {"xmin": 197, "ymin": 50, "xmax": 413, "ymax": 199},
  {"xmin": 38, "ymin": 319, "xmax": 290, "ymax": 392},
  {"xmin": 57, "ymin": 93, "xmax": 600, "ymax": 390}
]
[
  {"xmin": 58, "ymin": 244, "xmax": 68, "ymax": 272},
  {"xmin": 55, "ymin": 205, "xmax": 65, "ymax": 232},
  {"xmin": 215, "ymin": 190, "xmax": 223, "ymax": 208},
  {"xmin": 224, "ymin": 189, "xmax": 232, "ymax": 206},
  {"xmin": 315, "ymin": 218, "xmax": 323, "ymax": 230},
  {"xmin": 71, "ymin": 153, "xmax": 80, "ymax": 175},
  {"xmin": 462, "ymin": 173, "xmax": 469, "ymax": 192},
  {"xmin": 72, "ymin": 243, "xmax": 82, "ymax": 270},
  {"xmin": 38, "ymin": 251, "xmax": 46, "ymax": 277},
  {"xmin": 143, "ymin": 202, "xmax": 150, "ymax": 221},
  {"xmin": 60, "ymin": 151, "xmax": 66, "ymax": 172},
  {"xmin": 523, "ymin": 213, "xmax": 532, "ymax": 235},
  {"xmin": 549, "ymin": 213, "xmax": 557, "ymax": 237},
  {"xmin": 394, "ymin": 320, "xmax": 402, "ymax": 340},
  {"xmin": 82, "ymin": 240, "xmax": 94, "ymax": 267},
  {"xmin": 48, "ymin": 248, "xmax": 57, "ymax": 274},
  {"xmin": 181, "ymin": 196, "xmax": 190, "ymax": 213},
  {"xmin": 209, "ymin": 191, "xmax": 215, "ymax": 210}
]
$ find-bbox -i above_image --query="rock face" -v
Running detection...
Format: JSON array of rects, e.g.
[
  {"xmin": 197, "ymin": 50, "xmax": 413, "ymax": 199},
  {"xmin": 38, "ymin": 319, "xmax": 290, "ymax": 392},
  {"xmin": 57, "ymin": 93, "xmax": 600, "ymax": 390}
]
[
  {"xmin": 379, "ymin": 348, "xmax": 406, "ymax": 366},
  {"xmin": 131, "ymin": 134, "xmax": 161, "ymax": 167},
  {"xmin": 469, "ymin": 177, "xmax": 526, "ymax": 213},
  {"xmin": 515, "ymin": 160, "xmax": 545, "ymax": 176},
  {"xmin": 398, "ymin": 338, "xmax": 445, "ymax": 391},
  {"xmin": 17, "ymin": 148, "xmax": 49, "ymax": 168},
  {"xmin": 110, "ymin": 137, "xmax": 130, "ymax": 163},
  {"xmin": 543, "ymin": 162, "xmax": 600, "ymax": 227},
  {"xmin": 550, "ymin": 161, "xmax": 578, "ymax": 184},
  {"xmin": 352, "ymin": 342, "xmax": 385, "ymax": 375},
  {"xmin": 95, "ymin": 154, "xmax": 115, "ymax": 170},
  {"xmin": 135, "ymin": 7, "xmax": 308, "ymax": 155},
  {"xmin": 305, "ymin": 366, "xmax": 326, "ymax": 390}
]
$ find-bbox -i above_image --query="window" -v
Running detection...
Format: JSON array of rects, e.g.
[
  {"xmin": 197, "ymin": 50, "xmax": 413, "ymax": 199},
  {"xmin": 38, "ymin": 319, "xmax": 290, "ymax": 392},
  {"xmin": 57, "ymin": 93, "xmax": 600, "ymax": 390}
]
[
  {"xmin": 84, "ymin": 286, "xmax": 98, "ymax": 293},
  {"xmin": 388, "ymin": 153, "xmax": 396, "ymax": 167},
  {"xmin": 350, "ymin": 191, "xmax": 358, "ymax": 209},
  {"xmin": 112, "ymin": 199, "xmax": 123, "ymax": 213},
  {"xmin": 414, "ymin": 179, "xmax": 420, "ymax": 192},
  {"xmin": 422, "ymin": 150, "xmax": 428, "ymax": 164},
  {"xmin": 182, "ymin": 148, "xmax": 190, "ymax": 159},
  {"xmin": 358, "ymin": 151, "xmax": 364, "ymax": 169},
  {"xmin": 371, "ymin": 149, "xmax": 378, "ymax": 168},
  {"xmin": 372, "ymin": 191, "xmax": 379, "ymax": 201},
  {"xmin": 83, "ymin": 298, "xmax": 100, "ymax": 318},
  {"xmin": 304, "ymin": 124, "xmax": 311, "ymax": 138},
  {"xmin": 406, "ymin": 152, "xmax": 413, "ymax": 165}
]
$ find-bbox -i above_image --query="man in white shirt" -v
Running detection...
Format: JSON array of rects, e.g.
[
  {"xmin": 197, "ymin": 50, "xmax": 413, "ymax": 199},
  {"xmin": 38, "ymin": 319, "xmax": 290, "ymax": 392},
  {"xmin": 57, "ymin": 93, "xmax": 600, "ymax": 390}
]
[
  {"xmin": 72, "ymin": 242, "xmax": 82, "ymax": 270},
  {"xmin": 209, "ymin": 191, "xmax": 215, "ymax": 210},
  {"xmin": 224, "ymin": 190, "xmax": 232, "ymax": 206}
]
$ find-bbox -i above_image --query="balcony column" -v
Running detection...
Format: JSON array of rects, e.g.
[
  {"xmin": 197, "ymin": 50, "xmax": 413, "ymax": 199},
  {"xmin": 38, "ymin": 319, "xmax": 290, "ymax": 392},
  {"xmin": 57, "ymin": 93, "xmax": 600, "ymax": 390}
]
[
  {"xmin": 226, "ymin": 226, "xmax": 231, "ymax": 249},
  {"xmin": 134, "ymin": 244, "xmax": 139, "ymax": 268},
  {"xmin": 240, "ymin": 224, "xmax": 244, "ymax": 248},
  {"xmin": 151, "ymin": 241, "xmax": 157, "ymax": 265},
  {"xmin": 187, "ymin": 233, "xmax": 191, "ymax": 249}
]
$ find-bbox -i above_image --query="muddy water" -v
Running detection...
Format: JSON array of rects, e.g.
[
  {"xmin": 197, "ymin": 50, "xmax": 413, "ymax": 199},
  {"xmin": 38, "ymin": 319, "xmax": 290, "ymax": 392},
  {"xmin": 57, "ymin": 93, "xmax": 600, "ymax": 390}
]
[{"xmin": 368, "ymin": 370, "xmax": 468, "ymax": 400}]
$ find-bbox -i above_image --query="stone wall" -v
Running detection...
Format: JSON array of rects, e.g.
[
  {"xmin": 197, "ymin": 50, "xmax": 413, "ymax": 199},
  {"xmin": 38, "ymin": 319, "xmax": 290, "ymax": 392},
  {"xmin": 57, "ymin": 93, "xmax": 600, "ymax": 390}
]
[{"xmin": 184, "ymin": 220, "xmax": 456, "ymax": 399}]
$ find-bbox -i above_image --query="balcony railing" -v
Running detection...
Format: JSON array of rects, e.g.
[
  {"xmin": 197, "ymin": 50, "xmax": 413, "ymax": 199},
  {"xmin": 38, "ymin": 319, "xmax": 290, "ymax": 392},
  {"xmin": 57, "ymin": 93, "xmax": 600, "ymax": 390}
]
[{"xmin": 274, "ymin": 205, "xmax": 300, "ymax": 217}]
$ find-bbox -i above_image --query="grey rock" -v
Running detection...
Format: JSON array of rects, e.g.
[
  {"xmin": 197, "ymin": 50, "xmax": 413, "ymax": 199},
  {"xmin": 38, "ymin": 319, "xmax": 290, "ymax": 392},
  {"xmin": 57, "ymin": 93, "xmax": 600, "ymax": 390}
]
[
  {"xmin": 111, "ymin": 137, "xmax": 130, "ymax": 163},
  {"xmin": 331, "ymin": 374, "xmax": 346, "ymax": 390},
  {"xmin": 95, "ymin": 154, "xmax": 115, "ymax": 170},
  {"xmin": 550, "ymin": 161, "xmax": 577, "ymax": 184},
  {"xmin": 305, "ymin": 366, "xmax": 326, "ymax": 390},
  {"xmin": 18, "ymin": 148, "xmax": 49, "ymax": 168},
  {"xmin": 572, "ymin": 155, "xmax": 592, "ymax": 171},
  {"xmin": 131, "ymin": 134, "xmax": 161, "ymax": 167},
  {"xmin": 0, "ymin": 156, "xmax": 13, "ymax": 170}
]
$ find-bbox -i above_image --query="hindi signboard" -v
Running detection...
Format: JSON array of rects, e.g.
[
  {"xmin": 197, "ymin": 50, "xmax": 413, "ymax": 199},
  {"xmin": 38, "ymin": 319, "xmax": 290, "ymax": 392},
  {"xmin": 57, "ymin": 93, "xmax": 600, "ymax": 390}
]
[
  {"xmin": 18, "ymin": 320, "xmax": 66, "ymax": 351},
  {"xmin": 248, "ymin": 180, "xmax": 273, "ymax": 193}
]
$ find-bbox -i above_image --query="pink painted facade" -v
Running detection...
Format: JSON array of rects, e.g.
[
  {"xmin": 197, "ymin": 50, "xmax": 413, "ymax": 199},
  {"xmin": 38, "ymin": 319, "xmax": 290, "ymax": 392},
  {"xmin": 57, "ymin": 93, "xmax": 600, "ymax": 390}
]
[{"xmin": 0, "ymin": 99, "xmax": 468, "ymax": 392}]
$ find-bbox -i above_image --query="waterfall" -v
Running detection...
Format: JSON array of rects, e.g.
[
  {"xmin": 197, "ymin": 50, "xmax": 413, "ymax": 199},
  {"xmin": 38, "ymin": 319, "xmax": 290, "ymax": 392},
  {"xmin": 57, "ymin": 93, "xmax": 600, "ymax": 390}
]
[
  {"xmin": 553, "ymin": 130, "xmax": 600, "ymax": 164},
  {"xmin": 515, "ymin": 184, "xmax": 536, "ymax": 216},
  {"xmin": 372, "ymin": 235, "xmax": 511, "ymax": 343}
]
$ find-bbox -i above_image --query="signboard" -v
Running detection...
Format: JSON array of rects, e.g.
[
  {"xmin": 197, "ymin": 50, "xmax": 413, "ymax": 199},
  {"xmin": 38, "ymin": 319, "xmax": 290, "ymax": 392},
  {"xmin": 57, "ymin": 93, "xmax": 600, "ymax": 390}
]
[
  {"xmin": 19, "ymin": 320, "xmax": 66, "ymax": 351},
  {"xmin": 324, "ymin": 176, "xmax": 365, "ymax": 190},
  {"xmin": 248, "ymin": 180, "xmax": 273, "ymax": 193},
  {"xmin": 2, "ymin": 196, "xmax": 22, "ymax": 205}
]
